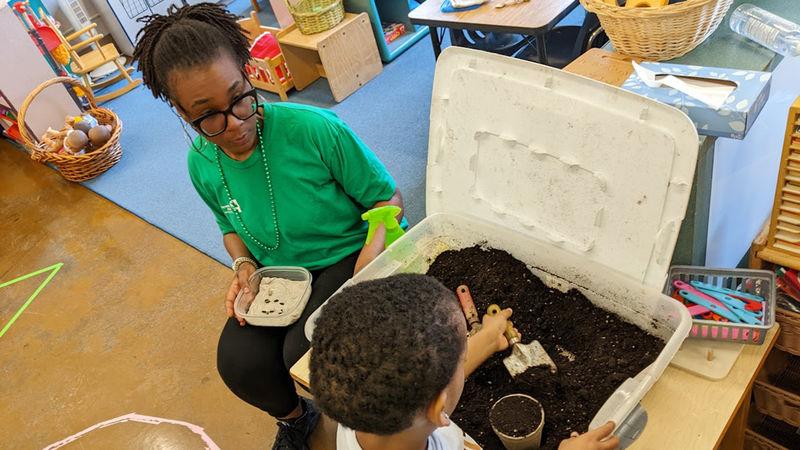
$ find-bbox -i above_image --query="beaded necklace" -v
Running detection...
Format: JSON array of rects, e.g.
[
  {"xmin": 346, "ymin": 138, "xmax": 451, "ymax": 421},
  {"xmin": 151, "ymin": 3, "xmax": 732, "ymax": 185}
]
[{"xmin": 212, "ymin": 125, "xmax": 280, "ymax": 251}]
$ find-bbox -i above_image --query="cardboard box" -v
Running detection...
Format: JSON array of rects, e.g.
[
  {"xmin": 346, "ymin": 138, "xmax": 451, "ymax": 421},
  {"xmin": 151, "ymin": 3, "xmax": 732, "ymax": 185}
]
[{"xmin": 622, "ymin": 62, "xmax": 772, "ymax": 140}]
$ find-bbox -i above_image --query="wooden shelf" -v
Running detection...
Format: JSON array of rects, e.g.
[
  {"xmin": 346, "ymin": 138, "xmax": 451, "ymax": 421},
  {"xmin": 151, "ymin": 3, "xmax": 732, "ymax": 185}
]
[
  {"xmin": 279, "ymin": 13, "xmax": 363, "ymax": 50},
  {"xmin": 277, "ymin": 13, "xmax": 382, "ymax": 102}
]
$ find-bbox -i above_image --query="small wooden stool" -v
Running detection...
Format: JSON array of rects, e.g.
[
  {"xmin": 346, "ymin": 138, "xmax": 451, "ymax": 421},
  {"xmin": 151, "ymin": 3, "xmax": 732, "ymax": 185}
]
[{"xmin": 277, "ymin": 13, "xmax": 382, "ymax": 102}]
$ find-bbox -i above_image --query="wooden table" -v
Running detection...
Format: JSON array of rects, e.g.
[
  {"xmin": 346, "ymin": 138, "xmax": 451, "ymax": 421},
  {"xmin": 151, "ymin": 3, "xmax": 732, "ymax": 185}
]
[
  {"xmin": 408, "ymin": 0, "xmax": 578, "ymax": 64},
  {"xmin": 290, "ymin": 329, "xmax": 779, "ymax": 449}
]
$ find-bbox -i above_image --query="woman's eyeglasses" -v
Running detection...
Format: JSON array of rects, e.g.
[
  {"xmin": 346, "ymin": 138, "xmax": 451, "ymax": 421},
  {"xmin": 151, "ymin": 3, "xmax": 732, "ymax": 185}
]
[{"xmin": 190, "ymin": 89, "xmax": 259, "ymax": 137}]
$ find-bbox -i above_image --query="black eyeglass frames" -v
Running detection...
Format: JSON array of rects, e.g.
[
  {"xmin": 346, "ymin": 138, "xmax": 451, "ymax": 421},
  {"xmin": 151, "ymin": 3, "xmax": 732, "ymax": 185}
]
[{"xmin": 190, "ymin": 89, "xmax": 259, "ymax": 137}]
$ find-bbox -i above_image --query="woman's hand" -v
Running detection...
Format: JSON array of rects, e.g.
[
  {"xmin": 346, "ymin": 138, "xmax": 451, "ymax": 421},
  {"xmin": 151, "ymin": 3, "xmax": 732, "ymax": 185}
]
[
  {"xmin": 226, "ymin": 261, "xmax": 256, "ymax": 326},
  {"xmin": 558, "ymin": 422, "xmax": 620, "ymax": 450},
  {"xmin": 353, "ymin": 223, "xmax": 387, "ymax": 275}
]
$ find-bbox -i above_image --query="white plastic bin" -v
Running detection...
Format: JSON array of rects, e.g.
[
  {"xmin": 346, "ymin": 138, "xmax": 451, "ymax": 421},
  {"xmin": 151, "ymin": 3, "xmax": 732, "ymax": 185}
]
[
  {"xmin": 314, "ymin": 212, "xmax": 691, "ymax": 431},
  {"xmin": 308, "ymin": 46, "xmax": 700, "ymax": 438}
]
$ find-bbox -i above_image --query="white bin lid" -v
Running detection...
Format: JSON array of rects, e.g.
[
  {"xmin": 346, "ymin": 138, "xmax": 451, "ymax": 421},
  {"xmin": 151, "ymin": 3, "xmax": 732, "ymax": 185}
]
[{"xmin": 426, "ymin": 48, "xmax": 699, "ymax": 290}]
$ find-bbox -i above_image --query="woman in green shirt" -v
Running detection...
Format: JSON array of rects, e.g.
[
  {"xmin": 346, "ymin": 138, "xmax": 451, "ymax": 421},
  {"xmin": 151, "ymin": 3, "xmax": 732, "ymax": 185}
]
[{"xmin": 133, "ymin": 4, "xmax": 403, "ymax": 448}]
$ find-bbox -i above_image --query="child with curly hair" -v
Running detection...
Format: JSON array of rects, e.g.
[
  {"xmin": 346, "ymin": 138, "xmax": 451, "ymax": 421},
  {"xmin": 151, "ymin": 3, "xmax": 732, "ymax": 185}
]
[{"xmin": 310, "ymin": 274, "xmax": 619, "ymax": 450}]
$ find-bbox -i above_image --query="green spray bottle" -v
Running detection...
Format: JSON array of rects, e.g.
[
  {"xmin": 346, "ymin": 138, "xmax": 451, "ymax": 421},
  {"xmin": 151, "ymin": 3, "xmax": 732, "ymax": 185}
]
[{"xmin": 362, "ymin": 205, "xmax": 405, "ymax": 248}]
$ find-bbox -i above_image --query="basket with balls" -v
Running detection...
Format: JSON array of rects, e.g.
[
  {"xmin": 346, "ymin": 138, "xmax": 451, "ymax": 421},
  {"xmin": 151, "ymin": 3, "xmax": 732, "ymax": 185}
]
[{"xmin": 17, "ymin": 77, "xmax": 123, "ymax": 182}]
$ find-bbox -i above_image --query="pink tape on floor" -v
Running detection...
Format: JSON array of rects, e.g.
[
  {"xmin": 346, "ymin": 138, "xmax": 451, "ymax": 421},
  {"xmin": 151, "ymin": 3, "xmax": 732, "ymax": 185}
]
[{"xmin": 43, "ymin": 413, "xmax": 221, "ymax": 450}]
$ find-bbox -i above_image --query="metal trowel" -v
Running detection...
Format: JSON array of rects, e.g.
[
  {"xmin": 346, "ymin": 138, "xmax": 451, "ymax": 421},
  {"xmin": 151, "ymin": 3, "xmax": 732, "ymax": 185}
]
[{"xmin": 488, "ymin": 304, "xmax": 558, "ymax": 376}]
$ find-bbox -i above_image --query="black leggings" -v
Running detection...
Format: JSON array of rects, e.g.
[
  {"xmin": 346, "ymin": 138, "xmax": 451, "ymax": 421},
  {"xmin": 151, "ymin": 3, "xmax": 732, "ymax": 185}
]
[{"xmin": 216, "ymin": 252, "xmax": 359, "ymax": 417}]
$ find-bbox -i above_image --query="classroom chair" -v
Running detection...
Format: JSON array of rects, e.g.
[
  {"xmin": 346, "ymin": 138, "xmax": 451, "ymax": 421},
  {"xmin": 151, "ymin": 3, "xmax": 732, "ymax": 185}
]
[{"xmin": 40, "ymin": 13, "xmax": 141, "ymax": 103}]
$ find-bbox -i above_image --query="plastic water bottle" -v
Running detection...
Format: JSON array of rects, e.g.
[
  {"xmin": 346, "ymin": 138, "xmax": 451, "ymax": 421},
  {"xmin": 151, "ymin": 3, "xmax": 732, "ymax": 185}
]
[{"xmin": 729, "ymin": 4, "xmax": 800, "ymax": 57}]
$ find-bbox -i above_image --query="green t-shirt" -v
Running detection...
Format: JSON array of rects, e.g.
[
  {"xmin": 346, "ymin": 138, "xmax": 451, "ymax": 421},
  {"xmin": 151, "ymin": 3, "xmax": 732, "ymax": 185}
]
[{"xmin": 188, "ymin": 103, "xmax": 398, "ymax": 271}]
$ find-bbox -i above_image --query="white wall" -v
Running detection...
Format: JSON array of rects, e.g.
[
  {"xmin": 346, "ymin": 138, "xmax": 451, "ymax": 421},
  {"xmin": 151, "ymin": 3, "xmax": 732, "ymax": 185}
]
[
  {"xmin": 706, "ymin": 56, "xmax": 800, "ymax": 267},
  {"xmin": 0, "ymin": 5, "xmax": 81, "ymax": 138}
]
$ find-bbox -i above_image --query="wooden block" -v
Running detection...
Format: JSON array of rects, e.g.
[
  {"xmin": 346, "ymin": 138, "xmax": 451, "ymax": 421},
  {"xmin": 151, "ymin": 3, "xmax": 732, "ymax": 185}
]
[
  {"xmin": 563, "ymin": 48, "xmax": 640, "ymax": 87},
  {"xmin": 291, "ymin": 349, "xmax": 311, "ymax": 388},
  {"xmin": 280, "ymin": 44, "xmax": 323, "ymax": 91},
  {"xmin": 671, "ymin": 339, "xmax": 744, "ymax": 380},
  {"xmin": 317, "ymin": 13, "xmax": 382, "ymax": 102}
]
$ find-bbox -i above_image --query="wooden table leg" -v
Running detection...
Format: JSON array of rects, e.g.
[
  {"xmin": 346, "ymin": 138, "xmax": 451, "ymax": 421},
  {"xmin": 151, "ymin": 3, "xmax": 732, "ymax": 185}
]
[
  {"xmin": 718, "ymin": 387, "xmax": 752, "ymax": 450},
  {"xmin": 429, "ymin": 26, "xmax": 442, "ymax": 59}
]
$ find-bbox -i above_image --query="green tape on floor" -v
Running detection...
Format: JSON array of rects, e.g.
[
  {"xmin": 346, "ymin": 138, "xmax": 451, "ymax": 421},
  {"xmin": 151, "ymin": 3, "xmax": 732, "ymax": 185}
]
[{"xmin": 0, "ymin": 263, "xmax": 63, "ymax": 338}]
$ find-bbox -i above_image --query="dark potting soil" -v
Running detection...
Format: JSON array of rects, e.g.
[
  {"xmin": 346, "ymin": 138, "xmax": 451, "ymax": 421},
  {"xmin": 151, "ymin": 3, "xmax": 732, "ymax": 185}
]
[
  {"xmin": 426, "ymin": 246, "xmax": 665, "ymax": 450},
  {"xmin": 489, "ymin": 395, "xmax": 542, "ymax": 438}
]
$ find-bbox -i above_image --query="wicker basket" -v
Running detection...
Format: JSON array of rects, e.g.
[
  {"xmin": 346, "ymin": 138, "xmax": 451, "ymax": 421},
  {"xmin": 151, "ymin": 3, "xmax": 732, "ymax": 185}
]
[
  {"xmin": 744, "ymin": 429, "xmax": 790, "ymax": 450},
  {"xmin": 752, "ymin": 349, "xmax": 800, "ymax": 428},
  {"xmin": 581, "ymin": 0, "xmax": 734, "ymax": 61},
  {"xmin": 285, "ymin": 0, "xmax": 344, "ymax": 35},
  {"xmin": 17, "ymin": 77, "xmax": 122, "ymax": 182},
  {"xmin": 776, "ymin": 307, "xmax": 800, "ymax": 356}
]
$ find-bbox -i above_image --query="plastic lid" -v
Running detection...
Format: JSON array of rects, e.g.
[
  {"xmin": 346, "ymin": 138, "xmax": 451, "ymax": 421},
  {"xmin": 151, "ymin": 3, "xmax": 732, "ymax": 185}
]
[{"xmin": 426, "ymin": 48, "xmax": 699, "ymax": 289}]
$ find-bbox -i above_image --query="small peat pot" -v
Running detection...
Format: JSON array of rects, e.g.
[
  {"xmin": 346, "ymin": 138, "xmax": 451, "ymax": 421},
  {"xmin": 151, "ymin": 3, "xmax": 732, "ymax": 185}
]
[{"xmin": 489, "ymin": 394, "xmax": 544, "ymax": 450}]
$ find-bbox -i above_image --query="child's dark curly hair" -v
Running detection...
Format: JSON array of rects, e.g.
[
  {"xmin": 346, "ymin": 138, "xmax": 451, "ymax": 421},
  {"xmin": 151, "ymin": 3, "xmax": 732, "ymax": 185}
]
[
  {"xmin": 132, "ymin": 2, "xmax": 250, "ymax": 102},
  {"xmin": 310, "ymin": 274, "xmax": 466, "ymax": 435}
]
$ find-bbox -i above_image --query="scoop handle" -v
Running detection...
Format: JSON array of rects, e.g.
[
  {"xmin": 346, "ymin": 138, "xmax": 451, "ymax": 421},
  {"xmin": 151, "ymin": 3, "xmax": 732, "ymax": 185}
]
[
  {"xmin": 487, "ymin": 304, "xmax": 520, "ymax": 345},
  {"xmin": 457, "ymin": 285, "xmax": 480, "ymax": 329},
  {"xmin": 504, "ymin": 321, "xmax": 520, "ymax": 346}
]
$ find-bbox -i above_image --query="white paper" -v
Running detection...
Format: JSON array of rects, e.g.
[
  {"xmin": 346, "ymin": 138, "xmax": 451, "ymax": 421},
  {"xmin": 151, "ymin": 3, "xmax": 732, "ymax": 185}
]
[
  {"xmin": 632, "ymin": 61, "xmax": 736, "ymax": 110},
  {"xmin": 449, "ymin": 0, "xmax": 486, "ymax": 8}
]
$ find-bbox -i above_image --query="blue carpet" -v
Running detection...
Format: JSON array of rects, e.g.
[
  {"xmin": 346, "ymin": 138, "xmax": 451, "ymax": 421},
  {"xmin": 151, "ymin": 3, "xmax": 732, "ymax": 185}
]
[{"xmin": 81, "ymin": 1, "xmax": 586, "ymax": 265}]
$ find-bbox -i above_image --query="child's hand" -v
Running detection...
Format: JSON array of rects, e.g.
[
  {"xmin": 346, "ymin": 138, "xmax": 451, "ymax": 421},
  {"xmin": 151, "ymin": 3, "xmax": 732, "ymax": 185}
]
[
  {"xmin": 558, "ymin": 422, "xmax": 620, "ymax": 450},
  {"xmin": 481, "ymin": 307, "xmax": 514, "ymax": 353}
]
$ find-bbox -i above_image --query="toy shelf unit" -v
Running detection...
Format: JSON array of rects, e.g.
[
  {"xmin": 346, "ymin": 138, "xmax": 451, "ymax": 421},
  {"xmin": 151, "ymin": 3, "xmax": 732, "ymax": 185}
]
[
  {"xmin": 344, "ymin": 0, "xmax": 429, "ymax": 62},
  {"xmin": 760, "ymin": 97, "xmax": 800, "ymax": 271},
  {"xmin": 277, "ymin": 12, "xmax": 382, "ymax": 103}
]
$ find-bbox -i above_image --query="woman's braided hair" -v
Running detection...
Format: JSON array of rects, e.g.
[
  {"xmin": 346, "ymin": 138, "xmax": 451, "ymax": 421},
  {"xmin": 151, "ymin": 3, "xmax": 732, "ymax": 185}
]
[{"xmin": 132, "ymin": 2, "xmax": 250, "ymax": 102}]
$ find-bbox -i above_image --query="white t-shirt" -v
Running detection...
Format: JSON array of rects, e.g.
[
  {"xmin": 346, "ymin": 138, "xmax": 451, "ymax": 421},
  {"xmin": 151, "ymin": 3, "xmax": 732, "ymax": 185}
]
[{"xmin": 336, "ymin": 422, "xmax": 464, "ymax": 450}]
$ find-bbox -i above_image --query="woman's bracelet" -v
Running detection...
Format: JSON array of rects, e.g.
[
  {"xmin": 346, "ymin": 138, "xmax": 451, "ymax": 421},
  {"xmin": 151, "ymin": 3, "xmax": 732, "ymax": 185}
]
[{"xmin": 232, "ymin": 256, "xmax": 258, "ymax": 272}]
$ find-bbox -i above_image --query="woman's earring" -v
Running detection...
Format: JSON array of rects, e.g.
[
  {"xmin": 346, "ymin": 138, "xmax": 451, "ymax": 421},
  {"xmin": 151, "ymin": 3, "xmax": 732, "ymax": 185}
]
[{"xmin": 171, "ymin": 107, "xmax": 202, "ymax": 153}]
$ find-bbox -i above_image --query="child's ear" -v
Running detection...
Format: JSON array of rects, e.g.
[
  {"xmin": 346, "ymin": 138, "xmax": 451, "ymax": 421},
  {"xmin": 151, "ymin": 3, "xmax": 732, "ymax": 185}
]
[{"xmin": 426, "ymin": 390, "xmax": 451, "ymax": 427}]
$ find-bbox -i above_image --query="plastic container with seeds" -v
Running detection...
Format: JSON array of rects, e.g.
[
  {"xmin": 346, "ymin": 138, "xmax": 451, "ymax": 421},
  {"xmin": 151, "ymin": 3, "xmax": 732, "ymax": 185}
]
[{"xmin": 234, "ymin": 266, "xmax": 312, "ymax": 326}]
